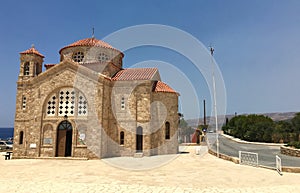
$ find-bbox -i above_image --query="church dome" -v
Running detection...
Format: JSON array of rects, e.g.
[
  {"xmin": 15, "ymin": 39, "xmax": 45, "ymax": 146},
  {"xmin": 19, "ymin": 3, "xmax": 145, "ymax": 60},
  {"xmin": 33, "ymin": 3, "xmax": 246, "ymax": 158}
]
[
  {"xmin": 59, "ymin": 37, "xmax": 124, "ymax": 76},
  {"xmin": 59, "ymin": 37, "xmax": 122, "ymax": 54}
]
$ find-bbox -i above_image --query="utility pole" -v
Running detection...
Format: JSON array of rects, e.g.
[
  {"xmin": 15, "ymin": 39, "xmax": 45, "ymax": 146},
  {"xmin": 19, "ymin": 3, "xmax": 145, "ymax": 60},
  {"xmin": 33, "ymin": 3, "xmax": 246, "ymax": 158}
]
[
  {"xmin": 210, "ymin": 46, "xmax": 219, "ymax": 158},
  {"xmin": 203, "ymin": 100, "xmax": 206, "ymax": 126}
]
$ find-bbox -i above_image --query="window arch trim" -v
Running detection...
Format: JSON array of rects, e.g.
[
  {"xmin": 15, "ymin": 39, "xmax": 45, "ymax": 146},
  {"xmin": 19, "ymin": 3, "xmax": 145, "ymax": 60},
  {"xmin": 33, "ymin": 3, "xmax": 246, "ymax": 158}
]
[{"xmin": 45, "ymin": 87, "xmax": 88, "ymax": 117}]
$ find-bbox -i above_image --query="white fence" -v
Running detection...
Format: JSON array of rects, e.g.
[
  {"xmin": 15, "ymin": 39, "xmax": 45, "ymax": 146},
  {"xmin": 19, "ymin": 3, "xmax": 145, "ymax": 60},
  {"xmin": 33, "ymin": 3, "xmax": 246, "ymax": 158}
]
[
  {"xmin": 276, "ymin": 155, "xmax": 282, "ymax": 175},
  {"xmin": 239, "ymin": 151, "xmax": 258, "ymax": 167}
]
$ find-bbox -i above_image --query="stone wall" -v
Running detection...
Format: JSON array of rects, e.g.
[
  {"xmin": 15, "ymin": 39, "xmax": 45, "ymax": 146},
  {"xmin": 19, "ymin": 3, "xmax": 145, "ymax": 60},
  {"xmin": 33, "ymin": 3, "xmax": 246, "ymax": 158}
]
[
  {"xmin": 280, "ymin": 146, "xmax": 300, "ymax": 157},
  {"xmin": 14, "ymin": 55, "xmax": 179, "ymax": 159},
  {"xmin": 14, "ymin": 61, "xmax": 104, "ymax": 159},
  {"xmin": 60, "ymin": 46, "xmax": 123, "ymax": 77}
]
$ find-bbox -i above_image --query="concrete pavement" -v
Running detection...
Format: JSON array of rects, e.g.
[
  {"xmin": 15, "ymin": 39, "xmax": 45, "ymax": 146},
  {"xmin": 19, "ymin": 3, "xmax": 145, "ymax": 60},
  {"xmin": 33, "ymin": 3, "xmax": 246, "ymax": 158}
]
[{"xmin": 1, "ymin": 146, "xmax": 300, "ymax": 192}]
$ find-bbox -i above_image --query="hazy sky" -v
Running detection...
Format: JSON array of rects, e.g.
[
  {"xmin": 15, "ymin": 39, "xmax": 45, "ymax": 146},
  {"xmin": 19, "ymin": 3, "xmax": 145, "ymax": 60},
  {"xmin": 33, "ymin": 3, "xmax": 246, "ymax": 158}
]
[{"xmin": 0, "ymin": 0, "xmax": 300, "ymax": 127}]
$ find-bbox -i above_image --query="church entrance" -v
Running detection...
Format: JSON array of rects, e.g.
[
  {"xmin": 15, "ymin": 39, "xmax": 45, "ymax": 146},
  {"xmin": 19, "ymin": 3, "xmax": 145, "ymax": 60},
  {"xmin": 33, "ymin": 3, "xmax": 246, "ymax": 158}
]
[
  {"xmin": 136, "ymin": 126, "xmax": 143, "ymax": 152},
  {"xmin": 56, "ymin": 121, "xmax": 73, "ymax": 157}
]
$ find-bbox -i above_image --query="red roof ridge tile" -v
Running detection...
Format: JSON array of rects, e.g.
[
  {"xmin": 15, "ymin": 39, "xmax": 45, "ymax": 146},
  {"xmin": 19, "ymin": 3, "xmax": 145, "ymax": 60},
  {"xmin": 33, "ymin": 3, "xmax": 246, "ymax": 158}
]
[
  {"xmin": 20, "ymin": 46, "xmax": 44, "ymax": 58},
  {"xmin": 153, "ymin": 81, "xmax": 178, "ymax": 94},
  {"xmin": 112, "ymin": 68, "xmax": 158, "ymax": 81}
]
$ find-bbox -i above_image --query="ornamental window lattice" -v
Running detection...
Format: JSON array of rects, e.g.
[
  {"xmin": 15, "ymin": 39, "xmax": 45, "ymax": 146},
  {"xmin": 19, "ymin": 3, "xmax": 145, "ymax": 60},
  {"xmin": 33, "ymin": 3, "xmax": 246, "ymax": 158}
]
[
  {"xmin": 98, "ymin": 53, "xmax": 109, "ymax": 62},
  {"xmin": 72, "ymin": 51, "xmax": 84, "ymax": 63},
  {"xmin": 46, "ymin": 88, "xmax": 88, "ymax": 117}
]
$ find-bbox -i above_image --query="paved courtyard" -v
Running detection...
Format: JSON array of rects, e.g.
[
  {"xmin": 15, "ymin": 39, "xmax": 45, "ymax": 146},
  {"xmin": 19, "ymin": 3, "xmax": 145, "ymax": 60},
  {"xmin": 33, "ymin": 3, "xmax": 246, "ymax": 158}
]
[{"xmin": 0, "ymin": 146, "xmax": 300, "ymax": 193}]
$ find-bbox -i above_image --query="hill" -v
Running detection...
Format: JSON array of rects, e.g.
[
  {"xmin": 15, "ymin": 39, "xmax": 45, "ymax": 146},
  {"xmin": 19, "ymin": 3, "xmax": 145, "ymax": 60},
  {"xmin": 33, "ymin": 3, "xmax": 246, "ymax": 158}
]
[{"xmin": 186, "ymin": 112, "xmax": 297, "ymax": 127}]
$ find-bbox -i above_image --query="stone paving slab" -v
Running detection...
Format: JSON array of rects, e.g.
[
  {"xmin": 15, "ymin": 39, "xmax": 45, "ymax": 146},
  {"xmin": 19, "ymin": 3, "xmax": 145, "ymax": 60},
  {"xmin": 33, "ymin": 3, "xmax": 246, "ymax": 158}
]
[{"xmin": 0, "ymin": 146, "xmax": 300, "ymax": 192}]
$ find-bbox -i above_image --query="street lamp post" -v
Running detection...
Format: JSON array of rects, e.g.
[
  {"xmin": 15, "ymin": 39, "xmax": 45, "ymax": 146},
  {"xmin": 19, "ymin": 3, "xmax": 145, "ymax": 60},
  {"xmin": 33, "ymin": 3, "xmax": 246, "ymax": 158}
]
[{"xmin": 210, "ymin": 46, "xmax": 219, "ymax": 158}]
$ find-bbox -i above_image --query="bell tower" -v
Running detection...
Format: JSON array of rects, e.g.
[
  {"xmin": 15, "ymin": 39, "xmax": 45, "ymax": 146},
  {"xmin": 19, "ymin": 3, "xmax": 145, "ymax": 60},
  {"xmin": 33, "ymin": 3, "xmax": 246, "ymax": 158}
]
[{"xmin": 19, "ymin": 45, "xmax": 44, "ymax": 79}]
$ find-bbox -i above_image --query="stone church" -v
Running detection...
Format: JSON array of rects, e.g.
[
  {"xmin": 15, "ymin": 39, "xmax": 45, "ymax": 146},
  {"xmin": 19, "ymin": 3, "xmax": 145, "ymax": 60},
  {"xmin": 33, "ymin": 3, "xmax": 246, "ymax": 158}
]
[{"xmin": 13, "ymin": 37, "xmax": 179, "ymax": 159}]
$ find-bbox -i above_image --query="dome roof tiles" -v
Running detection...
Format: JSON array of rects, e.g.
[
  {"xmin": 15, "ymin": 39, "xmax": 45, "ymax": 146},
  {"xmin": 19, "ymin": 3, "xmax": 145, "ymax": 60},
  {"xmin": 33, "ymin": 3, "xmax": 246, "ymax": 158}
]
[{"xmin": 59, "ymin": 37, "xmax": 122, "ymax": 54}]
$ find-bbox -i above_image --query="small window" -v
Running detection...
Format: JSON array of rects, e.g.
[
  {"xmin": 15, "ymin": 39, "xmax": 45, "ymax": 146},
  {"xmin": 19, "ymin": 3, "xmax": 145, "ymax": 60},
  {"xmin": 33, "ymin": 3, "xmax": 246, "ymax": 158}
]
[
  {"xmin": 98, "ymin": 53, "xmax": 109, "ymax": 62},
  {"xmin": 22, "ymin": 96, "xmax": 26, "ymax": 110},
  {"xmin": 165, "ymin": 122, "xmax": 170, "ymax": 140},
  {"xmin": 72, "ymin": 51, "xmax": 84, "ymax": 63},
  {"xmin": 121, "ymin": 97, "xmax": 125, "ymax": 110},
  {"xmin": 120, "ymin": 131, "xmax": 124, "ymax": 145},
  {"xmin": 24, "ymin": 62, "xmax": 30, "ymax": 75},
  {"xmin": 19, "ymin": 131, "xmax": 24, "ymax": 145}
]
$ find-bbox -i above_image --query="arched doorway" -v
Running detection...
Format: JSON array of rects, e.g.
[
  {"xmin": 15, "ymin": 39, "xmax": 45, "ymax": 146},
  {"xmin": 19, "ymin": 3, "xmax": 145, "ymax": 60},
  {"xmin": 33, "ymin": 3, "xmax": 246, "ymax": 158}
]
[
  {"xmin": 56, "ymin": 120, "xmax": 73, "ymax": 157},
  {"xmin": 136, "ymin": 126, "xmax": 143, "ymax": 152}
]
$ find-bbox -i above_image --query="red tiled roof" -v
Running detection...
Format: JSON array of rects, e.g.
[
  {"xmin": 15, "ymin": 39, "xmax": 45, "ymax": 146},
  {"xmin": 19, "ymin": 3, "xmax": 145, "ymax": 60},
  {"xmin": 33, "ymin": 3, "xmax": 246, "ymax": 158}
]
[
  {"xmin": 59, "ymin": 37, "xmax": 122, "ymax": 54},
  {"xmin": 153, "ymin": 81, "xmax": 178, "ymax": 94},
  {"xmin": 112, "ymin": 68, "xmax": 158, "ymax": 81},
  {"xmin": 20, "ymin": 46, "xmax": 44, "ymax": 58}
]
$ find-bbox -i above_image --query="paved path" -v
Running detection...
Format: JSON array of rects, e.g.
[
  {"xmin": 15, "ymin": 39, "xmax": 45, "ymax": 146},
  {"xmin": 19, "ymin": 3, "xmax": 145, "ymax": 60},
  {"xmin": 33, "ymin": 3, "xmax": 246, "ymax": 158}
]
[{"xmin": 0, "ymin": 146, "xmax": 300, "ymax": 192}]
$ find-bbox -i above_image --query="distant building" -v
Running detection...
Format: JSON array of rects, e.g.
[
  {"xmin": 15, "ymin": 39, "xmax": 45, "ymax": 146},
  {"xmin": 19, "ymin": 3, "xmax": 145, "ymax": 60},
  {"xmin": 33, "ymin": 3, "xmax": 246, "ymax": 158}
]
[{"xmin": 13, "ymin": 37, "xmax": 179, "ymax": 159}]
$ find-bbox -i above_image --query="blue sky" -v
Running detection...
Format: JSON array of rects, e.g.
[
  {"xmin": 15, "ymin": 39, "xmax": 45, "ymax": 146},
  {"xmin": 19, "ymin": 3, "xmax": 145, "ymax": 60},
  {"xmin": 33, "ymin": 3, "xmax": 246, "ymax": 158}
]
[{"xmin": 1, "ymin": 0, "xmax": 300, "ymax": 127}]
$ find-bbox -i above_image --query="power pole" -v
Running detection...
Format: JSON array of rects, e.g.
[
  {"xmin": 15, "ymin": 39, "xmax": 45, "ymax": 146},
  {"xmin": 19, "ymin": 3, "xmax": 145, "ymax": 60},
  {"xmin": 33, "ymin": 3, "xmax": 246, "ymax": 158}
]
[
  {"xmin": 210, "ymin": 46, "xmax": 219, "ymax": 158},
  {"xmin": 203, "ymin": 100, "xmax": 206, "ymax": 126}
]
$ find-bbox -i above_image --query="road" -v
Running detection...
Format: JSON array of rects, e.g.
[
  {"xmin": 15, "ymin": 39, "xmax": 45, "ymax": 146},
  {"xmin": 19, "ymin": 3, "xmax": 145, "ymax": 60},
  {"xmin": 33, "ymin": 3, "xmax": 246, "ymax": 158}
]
[{"xmin": 206, "ymin": 133, "xmax": 300, "ymax": 167}]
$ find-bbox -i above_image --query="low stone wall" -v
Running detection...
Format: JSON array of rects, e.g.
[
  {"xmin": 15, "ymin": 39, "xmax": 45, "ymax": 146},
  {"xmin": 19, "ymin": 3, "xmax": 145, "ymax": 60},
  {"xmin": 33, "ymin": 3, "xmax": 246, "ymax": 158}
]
[
  {"xmin": 280, "ymin": 146, "xmax": 300, "ymax": 157},
  {"xmin": 208, "ymin": 149, "xmax": 239, "ymax": 164}
]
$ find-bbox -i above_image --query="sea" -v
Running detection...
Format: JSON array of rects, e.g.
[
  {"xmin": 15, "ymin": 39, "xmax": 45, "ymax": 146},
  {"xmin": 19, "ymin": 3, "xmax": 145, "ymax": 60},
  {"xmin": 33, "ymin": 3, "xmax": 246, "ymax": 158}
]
[{"xmin": 0, "ymin": 128, "xmax": 14, "ymax": 140}]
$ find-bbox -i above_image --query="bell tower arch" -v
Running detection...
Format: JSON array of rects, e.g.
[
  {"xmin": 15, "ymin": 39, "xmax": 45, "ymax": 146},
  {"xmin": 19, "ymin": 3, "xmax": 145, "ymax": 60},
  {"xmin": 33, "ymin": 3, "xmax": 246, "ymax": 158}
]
[{"xmin": 19, "ymin": 44, "xmax": 44, "ymax": 79}]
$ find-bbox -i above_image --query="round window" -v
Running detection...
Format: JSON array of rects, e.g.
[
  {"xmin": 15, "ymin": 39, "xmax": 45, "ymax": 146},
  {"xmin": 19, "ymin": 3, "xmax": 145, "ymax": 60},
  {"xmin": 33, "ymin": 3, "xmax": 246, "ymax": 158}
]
[
  {"xmin": 72, "ymin": 51, "xmax": 84, "ymax": 63},
  {"xmin": 98, "ymin": 53, "xmax": 109, "ymax": 62}
]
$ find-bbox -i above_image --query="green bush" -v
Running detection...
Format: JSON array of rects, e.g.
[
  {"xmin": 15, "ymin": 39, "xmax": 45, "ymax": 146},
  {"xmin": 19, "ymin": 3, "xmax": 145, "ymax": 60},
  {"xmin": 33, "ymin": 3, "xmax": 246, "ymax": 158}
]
[{"xmin": 286, "ymin": 141, "xmax": 300, "ymax": 149}]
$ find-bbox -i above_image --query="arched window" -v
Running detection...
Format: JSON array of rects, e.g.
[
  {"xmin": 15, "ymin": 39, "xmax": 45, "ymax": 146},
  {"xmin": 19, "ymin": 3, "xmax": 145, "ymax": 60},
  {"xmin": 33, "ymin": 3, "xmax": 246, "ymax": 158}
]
[
  {"xmin": 165, "ymin": 122, "xmax": 170, "ymax": 140},
  {"xmin": 120, "ymin": 131, "xmax": 124, "ymax": 145},
  {"xmin": 98, "ymin": 53, "xmax": 109, "ymax": 62},
  {"xmin": 24, "ymin": 62, "xmax": 30, "ymax": 75},
  {"xmin": 72, "ymin": 51, "xmax": 84, "ymax": 63},
  {"xmin": 19, "ymin": 131, "xmax": 24, "ymax": 145},
  {"xmin": 45, "ymin": 88, "xmax": 88, "ymax": 117}
]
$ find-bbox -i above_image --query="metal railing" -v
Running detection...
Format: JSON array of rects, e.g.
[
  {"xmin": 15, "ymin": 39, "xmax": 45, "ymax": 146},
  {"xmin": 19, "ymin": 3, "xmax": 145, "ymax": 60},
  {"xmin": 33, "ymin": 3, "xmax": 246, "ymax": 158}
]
[
  {"xmin": 239, "ymin": 151, "xmax": 258, "ymax": 167},
  {"xmin": 276, "ymin": 155, "xmax": 282, "ymax": 175}
]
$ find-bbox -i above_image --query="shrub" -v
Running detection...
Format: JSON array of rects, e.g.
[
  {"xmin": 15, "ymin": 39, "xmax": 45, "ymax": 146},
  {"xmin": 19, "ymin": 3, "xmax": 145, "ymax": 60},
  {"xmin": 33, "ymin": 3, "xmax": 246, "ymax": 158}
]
[{"xmin": 286, "ymin": 141, "xmax": 300, "ymax": 149}]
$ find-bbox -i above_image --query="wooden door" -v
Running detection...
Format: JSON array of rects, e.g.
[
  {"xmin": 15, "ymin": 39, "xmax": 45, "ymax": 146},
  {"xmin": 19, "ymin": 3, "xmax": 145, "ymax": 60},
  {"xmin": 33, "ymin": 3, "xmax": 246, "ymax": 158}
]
[
  {"xmin": 57, "ymin": 130, "xmax": 66, "ymax": 157},
  {"xmin": 56, "ymin": 120, "xmax": 72, "ymax": 157}
]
